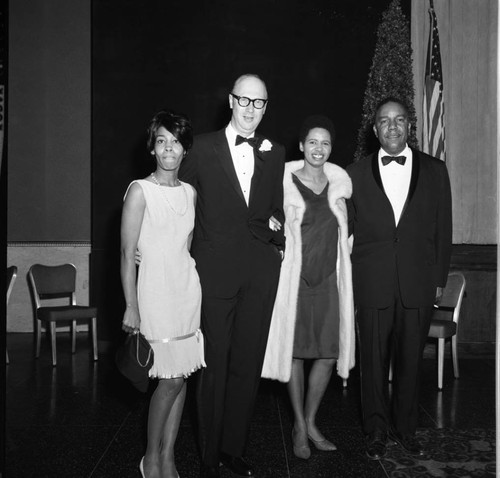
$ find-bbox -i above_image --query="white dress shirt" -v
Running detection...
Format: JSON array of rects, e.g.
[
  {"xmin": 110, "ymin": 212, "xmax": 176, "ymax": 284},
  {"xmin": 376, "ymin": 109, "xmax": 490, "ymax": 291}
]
[
  {"xmin": 226, "ymin": 124, "xmax": 255, "ymax": 206},
  {"xmin": 378, "ymin": 145, "xmax": 412, "ymax": 226}
]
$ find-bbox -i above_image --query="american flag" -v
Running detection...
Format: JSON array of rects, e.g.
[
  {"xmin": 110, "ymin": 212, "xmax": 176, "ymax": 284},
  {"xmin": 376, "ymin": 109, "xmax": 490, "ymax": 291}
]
[{"xmin": 422, "ymin": 0, "xmax": 445, "ymax": 161}]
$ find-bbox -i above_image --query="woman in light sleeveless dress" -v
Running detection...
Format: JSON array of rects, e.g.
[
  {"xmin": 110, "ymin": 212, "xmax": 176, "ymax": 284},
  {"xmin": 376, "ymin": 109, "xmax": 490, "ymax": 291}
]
[{"xmin": 121, "ymin": 110, "xmax": 205, "ymax": 478}]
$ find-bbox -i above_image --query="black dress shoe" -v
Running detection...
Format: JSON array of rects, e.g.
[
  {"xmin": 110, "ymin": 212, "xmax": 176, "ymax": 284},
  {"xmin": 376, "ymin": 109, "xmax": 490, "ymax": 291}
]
[
  {"xmin": 365, "ymin": 430, "xmax": 387, "ymax": 460},
  {"xmin": 199, "ymin": 464, "xmax": 220, "ymax": 478},
  {"xmin": 219, "ymin": 452, "xmax": 254, "ymax": 476},
  {"xmin": 388, "ymin": 430, "xmax": 424, "ymax": 456}
]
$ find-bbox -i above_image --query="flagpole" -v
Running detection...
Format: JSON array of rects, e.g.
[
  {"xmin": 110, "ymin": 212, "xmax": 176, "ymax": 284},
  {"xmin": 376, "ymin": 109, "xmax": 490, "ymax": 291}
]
[
  {"xmin": 427, "ymin": 1, "xmax": 435, "ymax": 78},
  {"xmin": 496, "ymin": 0, "xmax": 500, "ymax": 466}
]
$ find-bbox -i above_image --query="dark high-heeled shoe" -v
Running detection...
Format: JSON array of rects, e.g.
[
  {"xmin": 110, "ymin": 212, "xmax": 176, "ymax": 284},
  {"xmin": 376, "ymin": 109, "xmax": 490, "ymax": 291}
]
[{"xmin": 292, "ymin": 428, "xmax": 311, "ymax": 459}]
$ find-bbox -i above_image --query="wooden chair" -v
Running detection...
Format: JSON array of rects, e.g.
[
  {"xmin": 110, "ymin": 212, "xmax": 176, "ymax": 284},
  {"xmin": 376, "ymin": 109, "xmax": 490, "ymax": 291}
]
[
  {"xmin": 428, "ymin": 271, "xmax": 466, "ymax": 390},
  {"xmin": 6, "ymin": 266, "xmax": 18, "ymax": 364},
  {"xmin": 28, "ymin": 263, "xmax": 98, "ymax": 366}
]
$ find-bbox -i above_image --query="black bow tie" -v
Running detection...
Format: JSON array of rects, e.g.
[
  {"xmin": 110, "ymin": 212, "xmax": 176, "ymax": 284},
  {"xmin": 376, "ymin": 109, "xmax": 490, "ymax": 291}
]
[
  {"xmin": 235, "ymin": 135, "xmax": 258, "ymax": 147},
  {"xmin": 382, "ymin": 155, "xmax": 406, "ymax": 166}
]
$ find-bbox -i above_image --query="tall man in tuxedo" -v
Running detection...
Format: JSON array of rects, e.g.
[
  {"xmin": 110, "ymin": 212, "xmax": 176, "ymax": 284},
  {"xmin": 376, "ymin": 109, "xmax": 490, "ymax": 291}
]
[
  {"xmin": 347, "ymin": 98, "xmax": 452, "ymax": 460},
  {"xmin": 180, "ymin": 74, "xmax": 285, "ymax": 478}
]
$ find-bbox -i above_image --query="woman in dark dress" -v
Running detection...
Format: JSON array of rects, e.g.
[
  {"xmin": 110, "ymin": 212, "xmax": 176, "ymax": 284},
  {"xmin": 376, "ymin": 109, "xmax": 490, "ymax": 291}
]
[{"xmin": 262, "ymin": 116, "xmax": 355, "ymax": 459}]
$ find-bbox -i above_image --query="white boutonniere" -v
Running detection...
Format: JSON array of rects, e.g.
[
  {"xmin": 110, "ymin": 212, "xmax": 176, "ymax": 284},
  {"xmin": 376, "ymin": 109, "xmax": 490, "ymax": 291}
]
[{"xmin": 259, "ymin": 139, "xmax": 273, "ymax": 153}]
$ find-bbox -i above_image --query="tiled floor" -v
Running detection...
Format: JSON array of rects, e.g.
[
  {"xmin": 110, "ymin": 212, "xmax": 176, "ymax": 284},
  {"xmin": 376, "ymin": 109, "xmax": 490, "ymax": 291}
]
[{"xmin": 5, "ymin": 333, "xmax": 496, "ymax": 477}]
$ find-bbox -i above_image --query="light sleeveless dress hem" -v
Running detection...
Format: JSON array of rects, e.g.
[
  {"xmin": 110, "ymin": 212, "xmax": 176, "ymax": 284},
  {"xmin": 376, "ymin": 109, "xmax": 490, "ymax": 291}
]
[
  {"xmin": 150, "ymin": 364, "xmax": 205, "ymax": 380},
  {"xmin": 148, "ymin": 328, "xmax": 206, "ymax": 379}
]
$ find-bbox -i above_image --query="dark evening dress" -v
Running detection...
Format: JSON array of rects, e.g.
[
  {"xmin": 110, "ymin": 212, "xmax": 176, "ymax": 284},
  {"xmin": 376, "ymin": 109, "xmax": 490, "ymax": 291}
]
[{"xmin": 292, "ymin": 174, "xmax": 340, "ymax": 359}]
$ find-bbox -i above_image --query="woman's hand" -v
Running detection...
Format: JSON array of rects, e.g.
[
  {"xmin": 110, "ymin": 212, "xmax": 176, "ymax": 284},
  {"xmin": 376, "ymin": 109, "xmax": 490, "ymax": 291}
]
[
  {"xmin": 122, "ymin": 305, "xmax": 141, "ymax": 335},
  {"xmin": 434, "ymin": 287, "xmax": 443, "ymax": 305},
  {"xmin": 269, "ymin": 215, "xmax": 282, "ymax": 231}
]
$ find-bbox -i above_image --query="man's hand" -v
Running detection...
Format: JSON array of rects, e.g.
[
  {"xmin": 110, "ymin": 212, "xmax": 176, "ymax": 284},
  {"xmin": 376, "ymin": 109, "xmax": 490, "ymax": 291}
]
[{"xmin": 135, "ymin": 249, "xmax": 142, "ymax": 266}]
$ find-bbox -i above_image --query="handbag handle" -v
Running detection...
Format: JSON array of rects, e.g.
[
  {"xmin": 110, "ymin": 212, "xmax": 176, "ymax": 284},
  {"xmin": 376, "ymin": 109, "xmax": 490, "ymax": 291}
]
[{"xmin": 135, "ymin": 333, "xmax": 153, "ymax": 368}]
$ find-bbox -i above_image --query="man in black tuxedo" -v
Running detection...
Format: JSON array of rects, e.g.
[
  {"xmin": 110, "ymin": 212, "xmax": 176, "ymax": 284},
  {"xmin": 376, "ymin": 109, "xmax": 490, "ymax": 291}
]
[
  {"xmin": 347, "ymin": 98, "xmax": 452, "ymax": 460},
  {"xmin": 180, "ymin": 74, "xmax": 285, "ymax": 478}
]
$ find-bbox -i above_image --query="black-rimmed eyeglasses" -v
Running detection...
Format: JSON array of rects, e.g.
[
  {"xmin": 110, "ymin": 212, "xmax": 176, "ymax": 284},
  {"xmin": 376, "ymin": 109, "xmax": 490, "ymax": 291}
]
[{"xmin": 231, "ymin": 93, "xmax": 268, "ymax": 110}]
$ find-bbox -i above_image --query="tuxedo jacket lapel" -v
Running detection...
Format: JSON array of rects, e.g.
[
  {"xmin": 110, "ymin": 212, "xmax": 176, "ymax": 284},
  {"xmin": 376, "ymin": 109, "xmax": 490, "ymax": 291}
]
[
  {"xmin": 407, "ymin": 149, "xmax": 420, "ymax": 204},
  {"xmin": 399, "ymin": 149, "xmax": 420, "ymax": 221},
  {"xmin": 214, "ymin": 129, "xmax": 246, "ymax": 204},
  {"xmin": 249, "ymin": 135, "xmax": 264, "ymax": 205},
  {"xmin": 371, "ymin": 153, "xmax": 384, "ymax": 192},
  {"xmin": 370, "ymin": 154, "xmax": 395, "ymax": 225}
]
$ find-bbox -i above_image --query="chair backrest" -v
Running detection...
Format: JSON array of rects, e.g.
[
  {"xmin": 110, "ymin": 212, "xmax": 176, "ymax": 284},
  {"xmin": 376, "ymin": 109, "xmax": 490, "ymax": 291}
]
[
  {"xmin": 439, "ymin": 271, "xmax": 466, "ymax": 324},
  {"xmin": 7, "ymin": 266, "xmax": 18, "ymax": 304},
  {"xmin": 28, "ymin": 264, "xmax": 77, "ymax": 309}
]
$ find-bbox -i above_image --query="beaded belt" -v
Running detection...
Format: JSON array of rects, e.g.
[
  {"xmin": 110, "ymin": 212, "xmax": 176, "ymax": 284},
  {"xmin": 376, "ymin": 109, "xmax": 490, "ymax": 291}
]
[{"xmin": 148, "ymin": 328, "xmax": 201, "ymax": 344}]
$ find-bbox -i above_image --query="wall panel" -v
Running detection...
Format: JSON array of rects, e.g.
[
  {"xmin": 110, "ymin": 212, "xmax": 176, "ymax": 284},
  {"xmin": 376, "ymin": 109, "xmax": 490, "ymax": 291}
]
[{"xmin": 8, "ymin": 0, "xmax": 91, "ymax": 241}]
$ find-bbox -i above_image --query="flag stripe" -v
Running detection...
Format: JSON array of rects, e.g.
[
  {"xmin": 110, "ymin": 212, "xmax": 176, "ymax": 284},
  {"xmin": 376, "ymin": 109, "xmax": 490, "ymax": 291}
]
[{"xmin": 422, "ymin": 0, "xmax": 446, "ymax": 161}]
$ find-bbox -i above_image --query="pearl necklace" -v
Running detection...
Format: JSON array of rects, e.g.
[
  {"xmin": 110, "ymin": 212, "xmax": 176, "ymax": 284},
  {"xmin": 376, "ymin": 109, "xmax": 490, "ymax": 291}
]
[{"xmin": 150, "ymin": 173, "xmax": 188, "ymax": 216}]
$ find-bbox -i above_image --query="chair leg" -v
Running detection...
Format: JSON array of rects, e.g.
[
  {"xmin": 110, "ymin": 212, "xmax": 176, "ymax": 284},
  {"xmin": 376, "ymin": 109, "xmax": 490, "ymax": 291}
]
[
  {"xmin": 451, "ymin": 335, "xmax": 459, "ymax": 379},
  {"xmin": 50, "ymin": 322, "xmax": 57, "ymax": 366},
  {"xmin": 71, "ymin": 320, "xmax": 76, "ymax": 354},
  {"xmin": 91, "ymin": 317, "xmax": 98, "ymax": 361},
  {"xmin": 437, "ymin": 338, "xmax": 444, "ymax": 390},
  {"xmin": 6, "ymin": 349, "xmax": 9, "ymax": 365},
  {"xmin": 388, "ymin": 359, "xmax": 393, "ymax": 382},
  {"xmin": 36, "ymin": 320, "xmax": 42, "ymax": 358}
]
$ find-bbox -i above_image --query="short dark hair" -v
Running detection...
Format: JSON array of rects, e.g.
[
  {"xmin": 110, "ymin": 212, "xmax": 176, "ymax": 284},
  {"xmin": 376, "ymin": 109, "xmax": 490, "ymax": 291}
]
[
  {"xmin": 374, "ymin": 97, "xmax": 409, "ymax": 119},
  {"xmin": 299, "ymin": 115, "xmax": 336, "ymax": 144},
  {"xmin": 146, "ymin": 110, "xmax": 193, "ymax": 153}
]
